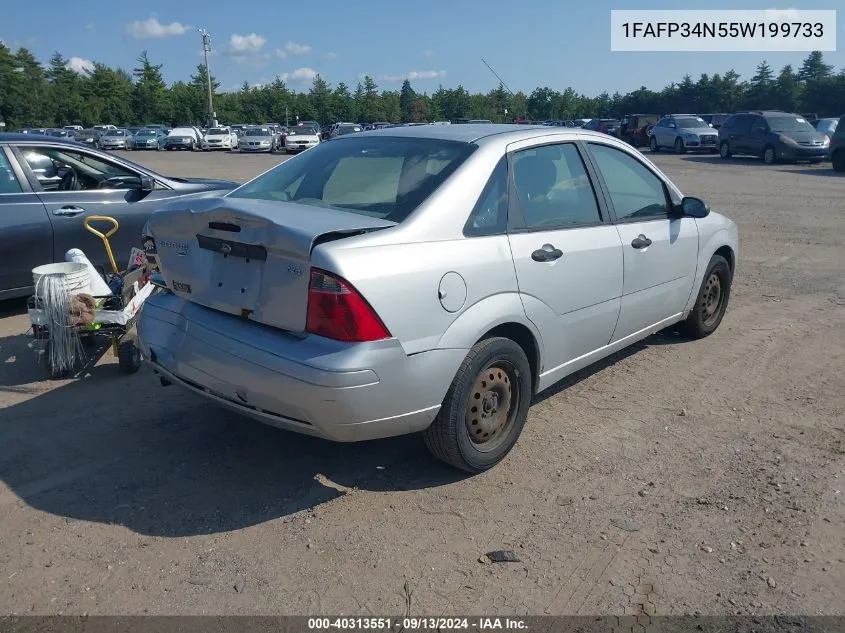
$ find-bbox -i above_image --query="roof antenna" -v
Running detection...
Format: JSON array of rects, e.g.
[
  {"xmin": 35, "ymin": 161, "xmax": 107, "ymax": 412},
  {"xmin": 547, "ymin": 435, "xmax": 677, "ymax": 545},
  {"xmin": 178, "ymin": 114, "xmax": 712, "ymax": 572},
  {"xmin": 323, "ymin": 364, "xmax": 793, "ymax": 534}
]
[{"xmin": 481, "ymin": 58, "xmax": 539, "ymax": 123}]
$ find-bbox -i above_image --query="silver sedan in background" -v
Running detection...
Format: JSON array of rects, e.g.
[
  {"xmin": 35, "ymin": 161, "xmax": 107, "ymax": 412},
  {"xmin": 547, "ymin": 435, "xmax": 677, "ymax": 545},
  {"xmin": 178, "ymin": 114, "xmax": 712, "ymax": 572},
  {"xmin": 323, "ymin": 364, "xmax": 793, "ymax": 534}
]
[
  {"xmin": 98, "ymin": 128, "xmax": 131, "ymax": 150},
  {"xmin": 238, "ymin": 126, "xmax": 278, "ymax": 152},
  {"xmin": 139, "ymin": 125, "xmax": 739, "ymax": 473}
]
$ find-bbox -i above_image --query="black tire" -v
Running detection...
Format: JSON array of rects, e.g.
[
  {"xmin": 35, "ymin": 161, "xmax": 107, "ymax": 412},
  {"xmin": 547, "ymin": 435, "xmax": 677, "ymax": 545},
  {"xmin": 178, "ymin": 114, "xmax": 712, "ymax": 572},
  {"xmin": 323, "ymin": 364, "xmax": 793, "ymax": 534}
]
[
  {"xmin": 674, "ymin": 137, "xmax": 686, "ymax": 154},
  {"xmin": 118, "ymin": 340, "xmax": 142, "ymax": 374},
  {"xmin": 831, "ymin": 150, "xmax": 845, "ymax": 172},
  {"xmin": 719, "ymin": 142, "xmax": 732, "ymax": 159},
  {"xmin": 763, "ymin": 145, "xmax": 777, "ymax": 165},
  {"xmin": 680, "ymin": 254, "xmax": 732, "ymax": 339},
  {"xmin": 423, "ymin": 336, "xmax": 532, "ymax": 473},
  {"xmin": 650, "ymin": 136, "xmax": 659, "ymax": 152}
]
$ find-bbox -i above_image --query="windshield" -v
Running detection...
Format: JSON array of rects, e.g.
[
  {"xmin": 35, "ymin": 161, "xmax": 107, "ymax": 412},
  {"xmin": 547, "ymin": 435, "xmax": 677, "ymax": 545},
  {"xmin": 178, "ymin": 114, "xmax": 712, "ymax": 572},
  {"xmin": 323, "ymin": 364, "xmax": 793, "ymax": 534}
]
[
  {"xmin": 768, "ymin": 116, "xmax": 816, "ymax": 133},
  {"xmin": 207, "ymin": 128, "xmax": 229, "ymax": 135},
  {"xmin": 288, "ymin": 127, "xmax": 316, "ymax": 136},
  {"xmin": 675, "ymin": 117, "xmax": 709, "ymax": 129},
  {"xmin": 244, "ymin": 128, "xmax": 270, "ymax": 136},
  {"xmin": 336, "ymin": 126, "xmax": 362, "ymax": 135},
  {"xmin": 228, "ymin": 136, "xmax": 476, "ymax": 223},
  {"xmin": 136, "ymin": 130, "xmax": 156, "ymax": 137},
  {"xmin": 105, "ymin": 130, "xmax": 126, "ymax": 137}
]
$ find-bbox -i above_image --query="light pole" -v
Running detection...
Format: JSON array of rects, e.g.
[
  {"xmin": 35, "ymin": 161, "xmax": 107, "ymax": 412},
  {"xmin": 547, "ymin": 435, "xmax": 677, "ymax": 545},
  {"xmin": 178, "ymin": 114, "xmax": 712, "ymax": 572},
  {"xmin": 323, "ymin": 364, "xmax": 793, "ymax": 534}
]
[{"xmin": 198, "ymin": 28, "xmax": 215, "ymax": 126}]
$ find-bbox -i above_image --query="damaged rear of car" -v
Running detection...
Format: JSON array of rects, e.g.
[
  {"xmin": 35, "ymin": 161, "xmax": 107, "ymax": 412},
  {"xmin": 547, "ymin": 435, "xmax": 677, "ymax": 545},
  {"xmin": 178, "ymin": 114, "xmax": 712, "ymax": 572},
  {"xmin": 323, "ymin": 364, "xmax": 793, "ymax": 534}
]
[{"xmin": 137, "ymin": 134, "xmax": 476, "ymax": 443}]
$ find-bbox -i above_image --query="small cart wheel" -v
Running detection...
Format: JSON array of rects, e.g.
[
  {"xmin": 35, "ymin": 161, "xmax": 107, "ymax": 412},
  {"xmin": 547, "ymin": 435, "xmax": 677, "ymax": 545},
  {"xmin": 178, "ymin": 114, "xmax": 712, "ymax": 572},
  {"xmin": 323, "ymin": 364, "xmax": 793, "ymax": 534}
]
[{"xmin": 118, "ymin": 340, "xmax": 142, "ymax": 374}]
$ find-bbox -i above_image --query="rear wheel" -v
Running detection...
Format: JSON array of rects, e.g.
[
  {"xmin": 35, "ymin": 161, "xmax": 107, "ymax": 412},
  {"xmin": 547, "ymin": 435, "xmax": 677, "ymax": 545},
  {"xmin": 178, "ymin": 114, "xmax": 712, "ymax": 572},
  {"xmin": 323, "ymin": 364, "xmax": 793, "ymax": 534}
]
[
  {"xmin": 118, "ymin": 340, "xmax": 142, "ymax": 374},
  {"xmin": 719, "ymin": 142, "xmax": 732, "ymax": 159},
  {"xmin": 423, "ymin": 337, "xmax": 532, "ymax": 473},
  {"xmin": 650, "ymin": 136, "xmax": 659, "ymax": 152},
  {"xmin": 680, "ymin": 254, "xmax": 732, "ymax": 339},
  {"xmin": 763, "ymin": 145, "xmax": 777, "ymax": 165},
  {"xmin": 831, "ymin": 150, "xmax": 845, "ymax": 172}
]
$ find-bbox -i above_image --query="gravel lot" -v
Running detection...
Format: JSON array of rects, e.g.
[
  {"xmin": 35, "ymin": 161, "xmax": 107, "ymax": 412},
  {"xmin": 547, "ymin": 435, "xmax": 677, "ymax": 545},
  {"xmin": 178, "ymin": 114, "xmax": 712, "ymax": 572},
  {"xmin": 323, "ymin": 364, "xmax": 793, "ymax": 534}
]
[{"xmin": 1, "ymin": 149, "xmax": 843, "ymax": 617}]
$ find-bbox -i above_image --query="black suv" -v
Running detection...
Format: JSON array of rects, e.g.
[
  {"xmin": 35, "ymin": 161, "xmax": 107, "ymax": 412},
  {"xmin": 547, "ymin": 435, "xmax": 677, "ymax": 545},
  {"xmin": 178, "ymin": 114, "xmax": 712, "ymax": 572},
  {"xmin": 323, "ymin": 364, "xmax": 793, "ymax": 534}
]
[
  {"xmin": 718, "ymin": 111, "xmax": 829, "ymax": 164},
  {"xmin": 619, "ymin": 114, "xmax": 659, "ymax": 147}
]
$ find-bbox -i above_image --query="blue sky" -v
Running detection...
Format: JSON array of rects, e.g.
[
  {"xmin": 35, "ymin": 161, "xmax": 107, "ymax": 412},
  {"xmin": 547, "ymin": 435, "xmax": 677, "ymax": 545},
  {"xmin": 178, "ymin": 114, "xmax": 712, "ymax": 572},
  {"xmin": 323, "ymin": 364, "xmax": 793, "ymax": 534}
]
[{"xmin": 2, "ymin": 0, "xmax": 842, "ymax": 95}]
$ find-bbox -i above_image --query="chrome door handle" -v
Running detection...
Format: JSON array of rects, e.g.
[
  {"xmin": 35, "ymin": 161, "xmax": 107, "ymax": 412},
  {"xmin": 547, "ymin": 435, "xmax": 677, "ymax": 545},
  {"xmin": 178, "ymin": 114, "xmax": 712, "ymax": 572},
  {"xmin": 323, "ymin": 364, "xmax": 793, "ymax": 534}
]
[
  {"xmin": 53, "ymin": 206, "xmax": 86, "ymax": 217},
  {"xmin": 531, "ymin": 244, "xmax": 564, "ymax": 262},
  {"xmin": 631, "ymin": 234, "xmax": 652, "ymax": 249}
]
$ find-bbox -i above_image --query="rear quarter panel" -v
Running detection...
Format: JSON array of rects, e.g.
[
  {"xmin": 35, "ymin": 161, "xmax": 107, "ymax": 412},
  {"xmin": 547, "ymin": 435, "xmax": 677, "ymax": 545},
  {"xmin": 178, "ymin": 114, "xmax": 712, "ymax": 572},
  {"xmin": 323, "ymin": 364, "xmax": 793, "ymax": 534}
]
[{"xmin": 312, "ymin": 235, "xmax": 528, "ymax": 355}]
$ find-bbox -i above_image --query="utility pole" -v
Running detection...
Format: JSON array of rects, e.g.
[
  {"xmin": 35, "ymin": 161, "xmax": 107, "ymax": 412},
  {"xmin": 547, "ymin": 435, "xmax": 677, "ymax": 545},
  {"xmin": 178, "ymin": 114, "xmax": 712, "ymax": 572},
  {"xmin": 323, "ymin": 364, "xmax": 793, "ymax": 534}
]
[
  {"xmin": 199, "ymin": 28, "xmax": 215, "ymax": 126},
  {"xmin": 285, "ymin": 106, "xmax": 289, "ymax": 127}
]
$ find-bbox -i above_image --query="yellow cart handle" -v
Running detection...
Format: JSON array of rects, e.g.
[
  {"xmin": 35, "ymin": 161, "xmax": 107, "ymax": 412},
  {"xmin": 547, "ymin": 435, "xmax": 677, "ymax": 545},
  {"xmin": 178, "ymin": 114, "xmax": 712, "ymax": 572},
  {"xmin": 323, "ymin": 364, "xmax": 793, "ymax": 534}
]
[{"xmin": 84, "ymin": 215, "xmax": 120, "ymax": 274}]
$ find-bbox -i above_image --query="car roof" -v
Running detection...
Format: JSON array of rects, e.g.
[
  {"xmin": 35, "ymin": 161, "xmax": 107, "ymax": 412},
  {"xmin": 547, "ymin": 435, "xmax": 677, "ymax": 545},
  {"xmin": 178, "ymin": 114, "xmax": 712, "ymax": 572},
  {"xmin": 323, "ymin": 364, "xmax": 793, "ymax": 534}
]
[
  {"xmin": 0, "ymin": 132, "xmax": 84, "ymax": 145},
  {"xmin": 354, "ymin": 123, "xmax": 614, "ymax": 145}
]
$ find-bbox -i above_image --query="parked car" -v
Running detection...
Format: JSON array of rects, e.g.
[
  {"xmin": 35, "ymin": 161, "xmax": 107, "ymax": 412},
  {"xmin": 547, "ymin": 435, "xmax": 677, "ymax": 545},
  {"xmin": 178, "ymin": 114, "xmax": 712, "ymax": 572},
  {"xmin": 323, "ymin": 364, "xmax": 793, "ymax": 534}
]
[
  {"xmin": 718, "ymin": 111, "xmax": 829, "ymax": 164},
  {"xmin": 201, "ymin": 126, "xmax": 238, "ymax": 151},
  {"xmin": 62, "ymin": 125, "xmax": 84, "ymax": 132},
  {"xmin": 137, "ymin": 124, "xmax": 738, "ymax": 473},
  {"xmin": 283, "ymin": 126, "xmax": 321, "ymax": 152},
  {"xmin": 582, "ymin": 119, "xmax": 620, "ymax": 136},
  {"xmin": 165, "ymin": 127, "xmax": 202, "ymax": 151},
  {"xmin": 329, "ymin": 123, "xmax": 363, "ymax": 139},
  {"xmin": 814, "ymin": 117, "xmax": 839, "ymax": 141},
  {"xmin": 298, "ymin": 120, "xmax": 321, "ymax": 135},
  {"xmin": 619, "ymin": 114, "xmax": 659, "ymax": 147},
  {"xmin": 649, "ymin": 115, "xmax": 718, "ymax": 154},
  {"xmin": 98, "ymin": 128, "xmax": 131, "ymax": 150},
  {"xmin": 130, "ymin": 128, "xmax": 168, "ymax": 150},
  {"xmin": 73, "ymin": 128, "xmax": 101, "ymax": 148},
  {"xmin": 827, "ymin": 115, "xmax": 845, "ymax": 172},
  {"xmin": 699, "ymin": 114, "xmax": 730, "ymax": 129},
  {"xmin": 237, "ymin": 127, "xmax": 278, "ymax": 152},
  {"xmin": 0, "ymin": 133, "xmax": 238, "ymax": 300}
]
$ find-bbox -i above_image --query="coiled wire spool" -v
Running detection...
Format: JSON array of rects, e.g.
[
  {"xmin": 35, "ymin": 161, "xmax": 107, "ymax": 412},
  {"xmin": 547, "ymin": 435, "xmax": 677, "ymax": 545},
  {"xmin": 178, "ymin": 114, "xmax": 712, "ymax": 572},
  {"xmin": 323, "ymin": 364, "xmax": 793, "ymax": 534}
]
[{"xmin": 34, "ymin": 273, "xmax": 86, "ymax": 375}]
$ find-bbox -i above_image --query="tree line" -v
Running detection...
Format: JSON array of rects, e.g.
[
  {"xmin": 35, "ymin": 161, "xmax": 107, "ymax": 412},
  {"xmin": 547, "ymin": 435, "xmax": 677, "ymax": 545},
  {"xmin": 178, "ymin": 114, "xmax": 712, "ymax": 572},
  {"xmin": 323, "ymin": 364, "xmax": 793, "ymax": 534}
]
[{"xmin": 1, "ymin": 45, "xmax": 843, "ymax": 130}]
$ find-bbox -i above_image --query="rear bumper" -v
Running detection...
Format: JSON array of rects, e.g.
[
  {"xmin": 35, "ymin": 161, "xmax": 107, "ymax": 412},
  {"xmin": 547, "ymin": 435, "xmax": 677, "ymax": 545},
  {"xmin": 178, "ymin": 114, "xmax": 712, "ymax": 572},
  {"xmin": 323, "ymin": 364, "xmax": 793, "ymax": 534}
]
[{"xmin": 137, "ymin": 292, "xmax": 464, "ymax": 442}]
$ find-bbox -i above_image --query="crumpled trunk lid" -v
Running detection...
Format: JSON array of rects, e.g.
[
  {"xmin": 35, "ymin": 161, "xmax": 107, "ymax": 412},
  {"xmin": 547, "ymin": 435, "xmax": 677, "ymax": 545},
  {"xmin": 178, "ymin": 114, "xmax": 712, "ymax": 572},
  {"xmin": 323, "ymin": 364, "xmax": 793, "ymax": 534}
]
[{"xmin": 147, "ymin": 196, "xmax": 395, "ymax": 332}]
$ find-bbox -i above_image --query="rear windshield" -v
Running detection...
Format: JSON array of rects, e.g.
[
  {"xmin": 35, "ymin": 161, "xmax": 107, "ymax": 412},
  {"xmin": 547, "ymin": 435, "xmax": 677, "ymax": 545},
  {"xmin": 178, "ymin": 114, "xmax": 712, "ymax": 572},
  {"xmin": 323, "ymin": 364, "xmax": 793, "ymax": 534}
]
[
  {"xmin": 228, "ymin": 136, "xmax": 476, "ymax": 223},
  {"xmin": 208, "ymin": 128, "xmax": 229, "ymax": 135}
]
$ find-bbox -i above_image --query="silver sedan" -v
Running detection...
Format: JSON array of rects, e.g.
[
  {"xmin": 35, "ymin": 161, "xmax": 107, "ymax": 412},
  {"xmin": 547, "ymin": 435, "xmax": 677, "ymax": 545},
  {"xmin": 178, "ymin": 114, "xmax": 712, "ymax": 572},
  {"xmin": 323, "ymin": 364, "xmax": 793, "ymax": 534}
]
[{"xmin": 138, "ymin": 125, "xmax": 739, "ymax": 473}]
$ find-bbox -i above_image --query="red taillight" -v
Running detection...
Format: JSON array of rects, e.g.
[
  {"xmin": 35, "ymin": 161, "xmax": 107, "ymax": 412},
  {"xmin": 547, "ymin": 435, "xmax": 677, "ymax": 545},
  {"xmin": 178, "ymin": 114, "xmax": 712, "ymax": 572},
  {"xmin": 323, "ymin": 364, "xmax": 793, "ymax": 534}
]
[{"xmin": 306, "ymin": 269, "xmax": 391, "ymax": 342}]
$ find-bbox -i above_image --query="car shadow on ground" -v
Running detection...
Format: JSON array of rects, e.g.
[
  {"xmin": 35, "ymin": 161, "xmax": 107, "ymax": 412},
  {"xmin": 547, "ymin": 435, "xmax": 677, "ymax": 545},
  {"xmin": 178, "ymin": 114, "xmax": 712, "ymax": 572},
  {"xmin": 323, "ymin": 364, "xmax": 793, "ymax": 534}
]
[
  {"xmin": 680, "ymin": 155, "xmax": 764, "ymax": 167},
  {"xmin": 0, "ymin": 327, "xmax": 684, "ymax": 538},
  {"xmin": 775, "ymin": 167, "xmax": 842, "ymax": 177}
]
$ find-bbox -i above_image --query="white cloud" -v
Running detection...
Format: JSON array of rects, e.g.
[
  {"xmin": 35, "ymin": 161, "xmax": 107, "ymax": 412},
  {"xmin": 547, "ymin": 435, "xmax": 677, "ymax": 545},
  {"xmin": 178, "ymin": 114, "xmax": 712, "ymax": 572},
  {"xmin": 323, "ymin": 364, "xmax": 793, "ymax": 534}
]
[
  {"xmin": 66, "ymin": 57, "xmax": 94, "ymax": 74},
  {"xmin": 126, "ymin": 17, "xmax": 189, "ymax": 39},
  {"xmin": 379, "ymin": 70, "xmax": 446, "ymax": 82},
  {"xmin": 275, "ymin": 41, "xmax": 312, "ymax": 58},
  {"xmin": 228, "ymin": 33, "xmax": 266, "ymax": 54},
  {"xmin": 281, "ymin": 67, "xmax": 318, "ymax": 84}
]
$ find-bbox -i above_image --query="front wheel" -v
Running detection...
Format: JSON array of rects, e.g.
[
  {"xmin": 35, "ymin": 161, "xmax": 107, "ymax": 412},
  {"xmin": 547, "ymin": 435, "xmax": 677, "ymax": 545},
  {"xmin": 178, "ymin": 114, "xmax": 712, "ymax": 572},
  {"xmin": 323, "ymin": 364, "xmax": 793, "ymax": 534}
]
[
  {"xmin": 680, "ymin": 254, "xmax": 732, "ymax": 339},
  {"xmin": 674, "ymin": 137, "xmax": 686, "ymax": 154},
  {"xmin": 423, "ymin": 337, "xmax": 532, "ymax": 473},
  {"xmin": 118, "ymin": 340, "xmax": 142, "ymax": 374},
  {"xmin": 719, "ymin": 142, "xmax": 732, "ymax": 159},
  {"xmin": 649, "ymin": 136, "xmax": 659, "ymax": 152}
]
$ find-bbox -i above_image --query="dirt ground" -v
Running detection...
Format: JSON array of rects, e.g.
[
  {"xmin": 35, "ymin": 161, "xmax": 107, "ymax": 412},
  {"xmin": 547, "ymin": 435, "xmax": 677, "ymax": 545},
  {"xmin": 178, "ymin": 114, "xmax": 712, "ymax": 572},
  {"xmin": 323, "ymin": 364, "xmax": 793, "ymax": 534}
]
[{"xmin": 0, "ymin": 149, "xmax": 843, "ymax": 617}]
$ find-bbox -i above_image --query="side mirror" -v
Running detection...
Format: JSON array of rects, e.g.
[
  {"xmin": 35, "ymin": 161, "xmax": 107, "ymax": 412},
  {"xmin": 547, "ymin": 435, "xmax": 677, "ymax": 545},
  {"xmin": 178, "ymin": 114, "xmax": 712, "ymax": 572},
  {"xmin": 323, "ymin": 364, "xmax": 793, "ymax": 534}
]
[
  {"xmin": 140, "ymin": 175, "xmax": 155, "ymax": 191},
  {"xmin": 679, "ymin": 196, "xmax": 709, "ymax": 218}
]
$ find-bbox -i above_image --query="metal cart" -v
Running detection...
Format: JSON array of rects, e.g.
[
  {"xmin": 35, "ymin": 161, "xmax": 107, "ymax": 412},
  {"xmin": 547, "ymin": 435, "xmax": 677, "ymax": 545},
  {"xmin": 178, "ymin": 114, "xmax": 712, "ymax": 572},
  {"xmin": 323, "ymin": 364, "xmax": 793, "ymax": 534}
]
[{"xmin": 27, "ymin": 216, "xmax": 156, "ymax": 379}]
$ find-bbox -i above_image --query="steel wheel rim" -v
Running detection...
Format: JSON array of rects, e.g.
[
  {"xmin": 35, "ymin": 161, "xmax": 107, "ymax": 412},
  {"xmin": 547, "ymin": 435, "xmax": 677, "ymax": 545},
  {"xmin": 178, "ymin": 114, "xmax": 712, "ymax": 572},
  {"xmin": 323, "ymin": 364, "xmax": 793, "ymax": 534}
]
[
  {"xmin": 700, "ymin": 272, "xmax": 723, "ymax": 326},
  {"xmin": 465, "ymin": 360, "xmax": 520, "ymax": 453}
]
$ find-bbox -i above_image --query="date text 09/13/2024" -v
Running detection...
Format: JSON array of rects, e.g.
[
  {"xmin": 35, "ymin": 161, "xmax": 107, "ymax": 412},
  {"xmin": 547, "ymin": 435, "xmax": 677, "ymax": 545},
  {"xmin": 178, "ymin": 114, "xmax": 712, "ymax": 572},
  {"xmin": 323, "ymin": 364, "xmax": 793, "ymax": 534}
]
[{"xmin": 307, "ymin": 617, "xmax": 528, "ymax": 631}]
